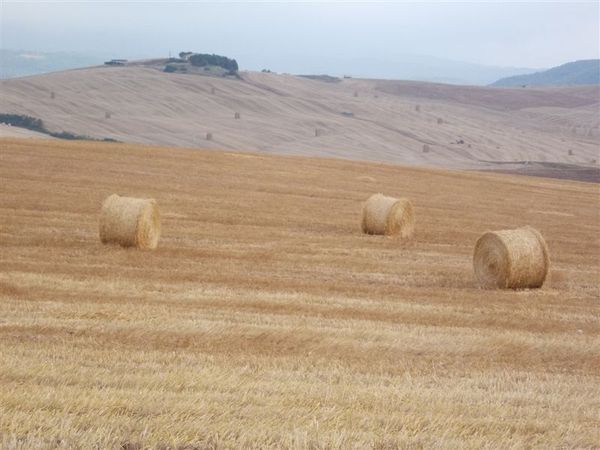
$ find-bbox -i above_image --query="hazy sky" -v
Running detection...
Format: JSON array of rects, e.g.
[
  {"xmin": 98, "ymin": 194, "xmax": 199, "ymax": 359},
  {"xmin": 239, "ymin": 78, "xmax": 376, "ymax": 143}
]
[{"xmin": 2, "ymin": 1, "xmax": 599, "ymax": 70}]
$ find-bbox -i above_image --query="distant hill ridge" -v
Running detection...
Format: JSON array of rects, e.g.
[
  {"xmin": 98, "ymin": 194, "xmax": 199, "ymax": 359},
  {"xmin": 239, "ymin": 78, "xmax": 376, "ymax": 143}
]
[
  {"xmin": 1, "ymin": 64, "xmax": 598, "ymax": 171},
  {"xmin": 491, "ymin": 60, "xmax": 600, "ymax": 87},
  {"xmin": 1, "ymin": 48, "xmax": 537, "ymax": 85}
]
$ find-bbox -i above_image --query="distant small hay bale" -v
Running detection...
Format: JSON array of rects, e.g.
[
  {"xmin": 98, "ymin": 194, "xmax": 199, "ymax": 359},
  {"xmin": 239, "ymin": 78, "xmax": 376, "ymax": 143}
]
[
  {"xmin": 234, "ymin": 112, "xmax": 241, "ymax": 119},
  {"xmin": 473, "ymin": 226, "xmax": 549, "ymax": 289},
  {"xmin": 361, "ymin": 193, "xmax": 415, "ymax": 238},
  {"xmin": 99, "ymin": 194, "xmax": 161, "ymax": 249}
]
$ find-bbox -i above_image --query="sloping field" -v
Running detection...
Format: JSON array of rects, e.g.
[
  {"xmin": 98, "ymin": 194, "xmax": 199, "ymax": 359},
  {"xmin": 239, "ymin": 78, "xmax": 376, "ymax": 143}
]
[
  {"xmin": 0, "ymin": 123, "xmax": 55, "ymax": 140},
  {"xmin": 1, "ymin": 65, "xmax": 598, "ymax": 170},
  {"xmin": 1, "ymin": 138, "xmax": 599, "ymax": 448}
]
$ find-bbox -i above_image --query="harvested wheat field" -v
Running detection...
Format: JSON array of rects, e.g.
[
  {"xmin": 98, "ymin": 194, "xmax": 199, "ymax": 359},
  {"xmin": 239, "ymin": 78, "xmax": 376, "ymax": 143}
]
[
  {"xmin": 2, "ymin": 65, "xmax": 599, "ymax": 173},
  {"xmin": 1, "ymin": 137, "xmax": 599, "ymax": 449}
]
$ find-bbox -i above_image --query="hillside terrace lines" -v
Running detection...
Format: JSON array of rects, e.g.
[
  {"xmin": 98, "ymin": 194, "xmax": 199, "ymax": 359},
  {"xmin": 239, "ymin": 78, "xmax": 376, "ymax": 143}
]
[{"xmin": 1, "ymin": 66, "xmax": 598, "ymax": 171}]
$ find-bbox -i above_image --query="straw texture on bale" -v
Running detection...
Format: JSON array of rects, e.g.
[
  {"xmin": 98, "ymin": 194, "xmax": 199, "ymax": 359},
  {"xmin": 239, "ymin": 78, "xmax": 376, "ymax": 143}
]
[
  {"xmin": 99, "ymin": 194, "xmax": 161, "ymax": 249},
  {"xmin": 361, "ymin": 193, "xmax": 414, "ymax": 238},
  {"xmin": 473, "ymin": 226, "xmax": 549, "ymax": 289}
]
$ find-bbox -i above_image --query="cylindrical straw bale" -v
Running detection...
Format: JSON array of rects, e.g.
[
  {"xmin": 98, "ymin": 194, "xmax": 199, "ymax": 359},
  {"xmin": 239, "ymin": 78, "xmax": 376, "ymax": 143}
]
[
  {"xmin": 473, "ymin": 226, "xmax": 549, "ymax": 289},
  {"xmin": 361, "ymin": 193, "xmax": 414, "ymax": 238},
  {"xmin": 99, "ymin": 194, "xmax": 161, "ymax": 249}
]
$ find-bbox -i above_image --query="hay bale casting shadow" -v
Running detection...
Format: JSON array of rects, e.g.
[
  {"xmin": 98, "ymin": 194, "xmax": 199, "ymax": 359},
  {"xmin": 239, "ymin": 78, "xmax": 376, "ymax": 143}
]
[
  {"xmin": 361, "ymin": 193, "xmax": 414, "ymax": 238},
  {"xmin": 473, "ymin": 226, "xmax": 549, "ymax": 289},
  {"xmin": 99, "ymin": 194, "xmax": 161, "ymax": 249}
]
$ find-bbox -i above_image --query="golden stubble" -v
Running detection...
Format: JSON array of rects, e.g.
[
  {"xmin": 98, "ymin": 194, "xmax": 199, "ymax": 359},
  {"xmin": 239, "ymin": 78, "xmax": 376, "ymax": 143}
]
[{"xmin": 1, "ymin": 138, "xmax": 599, "ymax": 449}]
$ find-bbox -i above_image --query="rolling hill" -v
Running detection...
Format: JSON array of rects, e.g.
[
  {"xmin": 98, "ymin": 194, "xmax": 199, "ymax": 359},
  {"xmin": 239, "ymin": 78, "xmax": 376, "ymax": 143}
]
[
  {"xmin": 1, "ymin": 137, "xmax": 599, "ymax": 448},
  {"xmin": 0, "ymin": 61, "xmax": 598, "ymax": 175},
  {"xmin": 492, "ymin": 59, "xmax": 600, "ymax": 87},
  {"xmin": 0, "ymin": 49, "xmax": 537, "ymax": 85}
]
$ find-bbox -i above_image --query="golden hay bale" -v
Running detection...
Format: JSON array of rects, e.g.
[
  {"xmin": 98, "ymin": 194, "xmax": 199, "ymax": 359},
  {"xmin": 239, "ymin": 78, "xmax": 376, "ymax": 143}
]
[
  {"xmin": 361, "ymin": 193, "xmax": 414, "ymax": 238},
  {"xmin": 473, "ymin": 226, "xmax": 549, "ymax": 289},
  {"xmin": 99, "ymin": 194, "xmax": 161, "ymax": 249}
]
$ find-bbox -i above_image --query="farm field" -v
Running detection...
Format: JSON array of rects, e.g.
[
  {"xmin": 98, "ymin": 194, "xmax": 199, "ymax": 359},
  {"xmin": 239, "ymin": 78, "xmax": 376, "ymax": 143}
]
[
  {"xmin": 1, "ymin": 65, "xmax": 599, "ymax": 173},
  {"xmin": 1, "ymin": 137, "xmax": 599, "ymax": 448}
]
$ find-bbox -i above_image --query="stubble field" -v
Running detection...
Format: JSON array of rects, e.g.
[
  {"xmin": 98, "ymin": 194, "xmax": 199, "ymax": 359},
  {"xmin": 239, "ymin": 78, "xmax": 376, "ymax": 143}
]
[{"xmin": 1, "ymin": 138, "xmax": 599, "ymax": 449}]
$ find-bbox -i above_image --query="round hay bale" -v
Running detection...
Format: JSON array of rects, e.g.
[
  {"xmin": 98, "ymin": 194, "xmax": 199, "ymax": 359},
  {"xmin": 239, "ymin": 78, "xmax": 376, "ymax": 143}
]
[
  {"xmin": 473, "ymin": 226, "xmax": 549, "ymax": 289},
  {"xmin": 99, "ymin": 194, "xmax": 160, "ymax": 249},
  {"xmin": 361, "ymin": 193, "xmax": 414, "ymax": 238}
]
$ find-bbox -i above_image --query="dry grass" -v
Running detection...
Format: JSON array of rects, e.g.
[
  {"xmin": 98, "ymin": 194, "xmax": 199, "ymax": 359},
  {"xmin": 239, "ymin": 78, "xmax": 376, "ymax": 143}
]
[
  {"xmin": 1, "ymin": 67, "xmax": 598, "ymax": 170},
  {"xmin": 1, "ymin": 138, "xmax": 599, "ymax": 449}
]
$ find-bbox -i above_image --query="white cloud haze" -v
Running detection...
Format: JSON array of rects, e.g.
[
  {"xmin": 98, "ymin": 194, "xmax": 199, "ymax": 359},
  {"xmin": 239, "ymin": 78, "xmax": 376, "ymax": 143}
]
[{"xmin": 2, "ymin": 1, "xmax": 598, "ymax": 73}]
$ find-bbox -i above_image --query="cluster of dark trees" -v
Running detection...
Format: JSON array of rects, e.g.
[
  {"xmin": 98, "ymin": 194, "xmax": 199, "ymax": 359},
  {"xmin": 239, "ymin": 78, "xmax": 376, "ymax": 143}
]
[
  {"xmin": 179, "ymin": 52, "xmax": 238, "ymax": 73},
  {"xmin": 0, "ymin": 113, "xmax": 118, "ymax": 142},
  {"xmin": 0, "ymin": 113, "xmax": 44, "ymax": 132}
]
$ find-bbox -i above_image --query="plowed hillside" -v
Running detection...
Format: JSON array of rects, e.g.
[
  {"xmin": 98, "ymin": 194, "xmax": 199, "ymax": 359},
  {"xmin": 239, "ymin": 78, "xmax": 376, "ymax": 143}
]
[
  {"xmin": 1, "ymin": 65, "xmax": 598, "ymax": 171},
  {"xmin": 1, "ymin": 138, "xmax": 599, "ymax": 448}
]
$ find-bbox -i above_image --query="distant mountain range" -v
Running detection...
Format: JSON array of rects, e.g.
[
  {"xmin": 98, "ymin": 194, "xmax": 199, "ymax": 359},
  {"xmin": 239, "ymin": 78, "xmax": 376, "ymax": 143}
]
[
  {"xmin": 4, "ymin": 49, "xmax": 598, "ymax": 88},
  {"xmin": 491, "ymin": 60, "xmax": 600, "ymax": 87},
  {"xmin": 1, "ymin": 48, "xmax": 538, "ymax": 85},
  {"xmin": 241, "ymin": 52, "xmax": 538, "ymax": 86}
]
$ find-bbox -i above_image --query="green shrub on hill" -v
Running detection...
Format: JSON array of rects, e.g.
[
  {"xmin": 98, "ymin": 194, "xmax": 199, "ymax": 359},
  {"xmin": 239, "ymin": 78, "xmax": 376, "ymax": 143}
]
[{"xmin": 188, "ymin": 53, "xmax": 238, "ymax": 74}]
